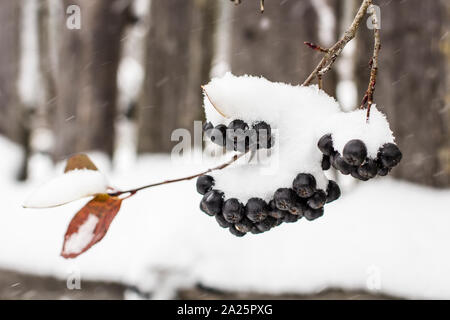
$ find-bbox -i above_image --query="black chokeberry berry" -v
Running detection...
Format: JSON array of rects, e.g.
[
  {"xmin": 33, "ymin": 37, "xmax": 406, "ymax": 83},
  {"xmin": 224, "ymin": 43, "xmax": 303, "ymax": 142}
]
[
  {"xmin": 273, "ymin": 188, "xmax": 295, "ymax": 211},
  {"xmin": 293, "ymin": 173, "xmax": 316, "ymax": 198},
  {"xmin": 321, "ymin": 155, "xmax": 331, "ymax": 170},
  {"xmin": 200, "ymin": 190, "xmax": 224, "ymax": 216},
  {"xmin": 350, "ymin": 168, "xmax": 369, "ymax": 181},
  {"xmin": 203, "ymin": 122, "xmax": 213, "ymax": 136},
  {"xmin": 250, "ymin": 226, "xmax": 264, "ymax": 234},
  {"xmin": 289, "ymin": 196, "xmax": 307, "ymax": 216},
  {"xmin": 196, "ymin": 175, "xmax": 215, "ymax": 195},
  {"xmin": 256, "ymin": 216, "xmax": 277, "ymax": 232},
  {"xmin": 226, "ymin": 120, "xmax": 251, "ymax": 152},
  {"xmin": 307, "ymin": 190, "xmax": 327, "ymax": 209},
  {"xmin": 326, "ymin": 180, "xmax": 341, "ymax": 203},
  {"xmin": 268, "ymin": 200, "xmax": 287, "ymax": 219},
  {"xmin": 283, "ymin": 213, "xmax": 300, "ymax": 223},
  {"xmin": 377, "ymin": 166, "xmax": 390, "ymax": 176},
  {"xmin": 378, "ymin": 143, "xmax": 402, "ymax": 168},
  {"xmin": 245, "ymin": 198, "xmax": 269, "ymax": 223},
  {"xmin": 210, "ymin": 124, "xmax": 227, "ymax": 146},
  {"xmin": 228, "ymin": 119, "xmax": 249, "ymax": 132},
  {"xmin": 358, "ymin": 158, "xmax": 378, "ymax": 179},
  {"xmin": 222, "ymin": 198, "xmax": 244, "ymax": 223},
  {"xmin": 215, "ymin": 213, "xmax": 232, "ymax": 228},
  {"xmin": 235, "ymin": 217, "xmax": 254, "ymax": 233},
  {"xmin": 304, "ymin": 207, "xmax": 324, "ymax": 221},
  {"xmin": 332, "ymin": 154, "xmax": 354, "ymax": 175},
  {"xmin": 318, "ymin": 134, "xmax": 334, "ymax": 156},
  {"xmin": 229, "ymin": 226, "xmax": 246, "ymax": 237},
  {"xmin": 343, "ymin": 139, "xmax": 367, "ymax": 166},
  {"xmin": 253, "ymin": 121, "xmax": 272, "ymax": 149}
]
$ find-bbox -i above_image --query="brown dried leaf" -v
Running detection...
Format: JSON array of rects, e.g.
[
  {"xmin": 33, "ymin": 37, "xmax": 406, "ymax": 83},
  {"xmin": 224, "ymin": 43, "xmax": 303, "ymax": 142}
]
[
  {"xmin": 64, "ymin": 154, "xmax": 98, "ymax": 173},
  {"xmin": 61, "ymin": 194, "xmax": 122, "ymax": 259}
]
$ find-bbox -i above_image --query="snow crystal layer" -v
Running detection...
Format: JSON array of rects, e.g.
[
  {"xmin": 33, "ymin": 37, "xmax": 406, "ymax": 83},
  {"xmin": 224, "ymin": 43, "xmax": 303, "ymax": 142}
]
[
  {"xmin": 62, "ymin": 214, "xmax": 99, "ymax": 256},
  {"xmin": 203, "ymin": 73, "xmax": 395, "ymax": 202},
  {"xmin": 23, "ymin": 169, "xmax": 109, "ymax": 208}
]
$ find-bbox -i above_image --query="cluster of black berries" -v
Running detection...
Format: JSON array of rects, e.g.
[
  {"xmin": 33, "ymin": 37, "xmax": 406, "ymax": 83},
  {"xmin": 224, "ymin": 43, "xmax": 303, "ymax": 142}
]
[
  {"xmin": 318, "ymin": 134, "xmax": 402, "ymax": 181},
  {"xmin": 203, "ymin": 119, "xmax": 273, "ymax": 152},
  {"xmin": 196, "ymin": 173, "xmax": 340, "ymax": 237}
]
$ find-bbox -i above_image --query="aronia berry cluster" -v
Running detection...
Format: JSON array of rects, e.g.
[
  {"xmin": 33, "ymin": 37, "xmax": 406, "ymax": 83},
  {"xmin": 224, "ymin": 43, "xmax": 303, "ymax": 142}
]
[
  {"xmin": 196, "ymin": 173, "xmax": 340, "ymax": 237},
  {"xmin": 203, "ymin": 119, "xmax": 273, "ymax": 152},
  {"xmin": 318, "ymin": 134, "xmax": 402, "ymax": 180}
]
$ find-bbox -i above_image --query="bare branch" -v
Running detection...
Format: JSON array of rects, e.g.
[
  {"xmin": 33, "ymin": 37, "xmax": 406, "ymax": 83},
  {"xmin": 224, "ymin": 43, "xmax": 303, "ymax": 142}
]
[
  {"xmin": 108, "ymin": 152, "xmax": 248, "ymax": 197},
  {"xmin": 304, "ymin": 41, "xmax": 329, "ymax": 53},
  {"xmin": 302, "ymin": 0, "xmax": 373, "ymax": 86},
  {"xmin": 360, "ymin": 4, "xmax": 381, "ymax": 121}
]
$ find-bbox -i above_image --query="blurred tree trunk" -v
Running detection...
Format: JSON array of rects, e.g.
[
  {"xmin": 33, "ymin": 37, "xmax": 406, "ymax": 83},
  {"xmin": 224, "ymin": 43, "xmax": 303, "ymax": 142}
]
[
  {"xmin": 229, "ymin": 0, "xmax": 338, "ymax": 96},
  {"xmin": 0, "ymin": 1, "xmax": 21, "ymax": 142},
  {"xmin": 137, "ymin": 0, "xmax": 216, "ymax": 153},
  {"xmin": 53, "ymin": 0, "xmax": 133, "ymax": 161},
  {"xmin": 356, "ymin": 0, "xmax": 449, "ymax": 188}
]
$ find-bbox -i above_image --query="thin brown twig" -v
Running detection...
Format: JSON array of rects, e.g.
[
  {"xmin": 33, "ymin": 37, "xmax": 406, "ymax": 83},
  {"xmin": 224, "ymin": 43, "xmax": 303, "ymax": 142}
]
[
  {"xmin": 230, "ymin": 0, "xmax": 264, "ymax": 13},
  {"xmin": 302, "ymin": 0, "xmax": 373, "ymax": 86},
  {"xmin": 108, "ymin": 152, "xmax": 248, "ymax": 197},
  {"xmin": 360, "ymin": 4, "xmax": 381, "ymax": 122},
  {"xmin": 201, "ymin": 86, "xmax": 229, "ymax": 118},
  {"xmin": 304, "ymin": 41, "xmax": 329, "ymax": 53}
]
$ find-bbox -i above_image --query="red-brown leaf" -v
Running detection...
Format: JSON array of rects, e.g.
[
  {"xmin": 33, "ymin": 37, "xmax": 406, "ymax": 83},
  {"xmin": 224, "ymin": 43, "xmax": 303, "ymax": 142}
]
[
  {"xmin": 64, "ymin": 154, "xmax": 98, "ymax": 173},
  {"xmin": 61, "ymin": 194, "xmax": 122, "ymax": 259}
]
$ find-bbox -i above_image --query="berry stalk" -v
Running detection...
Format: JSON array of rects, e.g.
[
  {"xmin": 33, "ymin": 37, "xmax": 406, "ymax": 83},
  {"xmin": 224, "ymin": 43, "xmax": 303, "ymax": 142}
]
[{"xmin": 108, "ymin": 152, "xmax": 248, "ymax": 198}]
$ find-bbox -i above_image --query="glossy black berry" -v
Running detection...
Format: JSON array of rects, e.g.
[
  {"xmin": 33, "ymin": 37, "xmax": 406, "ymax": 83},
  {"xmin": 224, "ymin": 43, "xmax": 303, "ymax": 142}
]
[
  {"xmin": 229, "ymin": 226, "xmax": 246, "ymax": 237},
  {"xmin": 350, "ymin": 168, "xmax": 369, "ymax": 181},
  {"xmin": 222, "ymin": 198, "xmax": 244, "ymax": 223},
  {"xmin": 321, "ymin": 155, "xmax": 331, "ymax": 170},
  {"xmin": 226, "ymin": 120, "xmax": 251, "ymax": 152},
  {"xmin": 253, "ymin": 121, "xmax": 272, "ymax": 149},
  {"xmin": 256, "ymin": 216, "xmax": 277, "ymax": 232},
  {"xmin": 200, "ymin": 190, "xmax": 224, "ymax": 216},
  {"xmin": 235, "ymin": 217, "xmax": 254, "ymax": 233},
  {"xmin": 228, "ymin": 119, "xmax": 249, "ymax": 132},
  {"xmin": 326, "ymin": 180, "xmax": 341, "ymax": 203},
  {"xmin": 358, "ymin": 159, "xmax": 378, "ymax": 179},
  {"xmin": 293, "ymin": 173, "xmax": 316, "ymax": 198},
  {"xmin": 378, "ymin": 143, "xmax": 402, "ymax": 168},
  {"xmin": 215, "ymin": 213, "xmax": 232, "ymax": 228},
  {"xmin": 377, "ymin": 166, "xmax": 390, "ymax": 176},
  {"xmin": 318, "ymin": 134, "xmax": 334, "ymax": 156},
  {"xmin": 304, "ymin": 207, "xmax": 324, "ymax": 221},
  {"xmin": 307, "ymin": 190, "xmax": 327, "ymax": 209},
  {"xmin": 273, "ymin": 188, "xmax": 295, "ymax": 211},
  {"xmin": 289, "ymin": 196, "xmax": 307, "ymax": 216},
  {"xmin": 245, "ymin": 198, "xmax": 269, "ymax": 223},
  {"xmin": 196, "ymin": 175, "xmax": 215, "ymax": 195},
  {"xmin": 268, "ymin": 200, "xmax": 287, "ymax": 219},
  {"xmin": 332, "ymin": 154, "xmax": 354, "ymax": 175},
  {"xmin": 250, "ymin": 226, "xmax": 264, "ymax": 234},
  {"xmin": 343, "ymin": 139, "xmax": 367, "ymax": 166},
  {"xmin": 203, "ymin": 122, "xmax": 213, "ymax": 136},
  {"xmin": 210, "ymin": 124, "xmax": 227, "ymax": 146},
  {"xmin": 283, "ymin": 213, "xmax": 300, "ymax": 223}
]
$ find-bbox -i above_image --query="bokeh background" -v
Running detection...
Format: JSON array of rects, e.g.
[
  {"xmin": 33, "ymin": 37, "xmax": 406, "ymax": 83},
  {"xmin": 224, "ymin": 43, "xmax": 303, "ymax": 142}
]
[{"xmin": 0, "ymin": 0, "xmax": 448, "ymax": 299}]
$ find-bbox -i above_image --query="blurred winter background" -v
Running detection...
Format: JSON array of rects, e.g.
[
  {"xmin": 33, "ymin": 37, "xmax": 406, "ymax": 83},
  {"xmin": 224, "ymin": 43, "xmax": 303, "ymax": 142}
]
[{"xmin": 0, "ymin": 0, "xmax": 448, "ymax": 299}]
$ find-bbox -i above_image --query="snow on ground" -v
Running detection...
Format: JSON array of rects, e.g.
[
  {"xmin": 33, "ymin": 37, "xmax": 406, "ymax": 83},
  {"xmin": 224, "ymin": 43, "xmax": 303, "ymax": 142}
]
[{"xmin": 0, "ymin": 136, "xmax": 449, "ymax": 299}]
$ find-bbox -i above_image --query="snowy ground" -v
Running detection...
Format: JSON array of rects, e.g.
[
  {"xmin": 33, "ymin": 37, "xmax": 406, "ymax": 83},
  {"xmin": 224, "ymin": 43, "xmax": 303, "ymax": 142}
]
[{"xmin": 1, "ymin": 136, "xmax": 449, "ymax": 299}]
